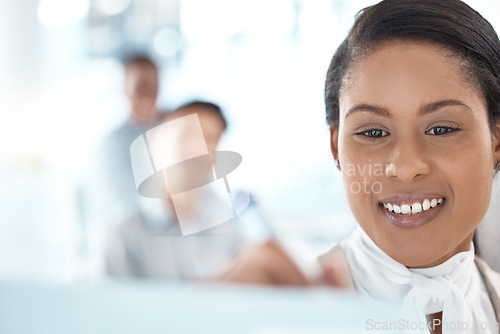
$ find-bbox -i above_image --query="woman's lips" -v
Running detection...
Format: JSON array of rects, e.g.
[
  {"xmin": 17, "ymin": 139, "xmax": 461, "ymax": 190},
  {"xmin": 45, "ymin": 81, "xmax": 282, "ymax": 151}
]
[{"xmin": 378, "ymin": 194, "xmax": 446, "ymax": 229}]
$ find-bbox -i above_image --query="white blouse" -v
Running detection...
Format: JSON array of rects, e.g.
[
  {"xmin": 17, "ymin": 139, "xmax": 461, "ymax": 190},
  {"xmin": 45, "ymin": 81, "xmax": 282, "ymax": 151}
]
[{"xmin": 341, "ymin": 227, "xmax": 497, "ymax": 334}]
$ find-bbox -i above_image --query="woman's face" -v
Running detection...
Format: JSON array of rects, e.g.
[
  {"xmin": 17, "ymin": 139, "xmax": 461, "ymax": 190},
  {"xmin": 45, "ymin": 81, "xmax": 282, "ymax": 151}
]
[{"xmin": 332, "ymin": 41, "xmax": 500, "ymax": 267}]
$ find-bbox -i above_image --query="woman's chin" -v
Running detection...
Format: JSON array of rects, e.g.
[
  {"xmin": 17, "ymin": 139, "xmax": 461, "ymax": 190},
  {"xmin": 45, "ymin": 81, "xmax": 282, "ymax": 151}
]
[{"xmin": 384, "ymin": 246, "xmax": 457, "ymax": 268}]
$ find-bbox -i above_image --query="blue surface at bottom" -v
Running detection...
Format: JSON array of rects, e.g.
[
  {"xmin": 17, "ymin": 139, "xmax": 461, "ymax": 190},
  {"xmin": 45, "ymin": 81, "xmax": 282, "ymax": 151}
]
[{"xmin": 0, "ymin": 279, "xmax": 408, "ymax": 334}]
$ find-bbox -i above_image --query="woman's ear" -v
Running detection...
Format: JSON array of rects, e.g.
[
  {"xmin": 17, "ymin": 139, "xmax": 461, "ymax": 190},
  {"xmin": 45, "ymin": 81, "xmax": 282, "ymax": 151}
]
[
  {"xmin": 492, "ymin": 121, "xmax": 500, "ymax": 169},
  {"xmin": 329, "ymin": 125, "xmax": 339, "ymax": 161}
]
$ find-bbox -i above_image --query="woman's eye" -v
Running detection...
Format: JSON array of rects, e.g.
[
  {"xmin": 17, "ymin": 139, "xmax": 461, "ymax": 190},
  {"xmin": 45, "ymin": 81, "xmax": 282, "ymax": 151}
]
[
  {"xmin": 425, "ymin": 126, "xmax": 461, "ymax": 136},
  {"xmin": 355, "ymin": 129, "xmax": 389, "ymax": 138}
]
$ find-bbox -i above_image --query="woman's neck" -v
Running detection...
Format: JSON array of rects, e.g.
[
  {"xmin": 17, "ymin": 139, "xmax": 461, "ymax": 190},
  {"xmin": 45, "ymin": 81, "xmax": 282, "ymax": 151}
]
[
  {"xmin": 408, "ymin": 232, "xmax": 474, "ymax": 269},
  {"xmin": 426, "ymin": 312, "xmax": 442, "ymax": 334}
]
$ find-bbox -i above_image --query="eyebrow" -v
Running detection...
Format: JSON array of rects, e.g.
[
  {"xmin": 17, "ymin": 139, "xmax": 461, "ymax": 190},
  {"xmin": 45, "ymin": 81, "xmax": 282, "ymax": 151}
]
[
  {"xmin": 345, "ymin": 99, "xmax": 472, "ymax": 119},
  {"xmin": 418, "ymin": 99, "xmax": 472, "ymax": 115}
]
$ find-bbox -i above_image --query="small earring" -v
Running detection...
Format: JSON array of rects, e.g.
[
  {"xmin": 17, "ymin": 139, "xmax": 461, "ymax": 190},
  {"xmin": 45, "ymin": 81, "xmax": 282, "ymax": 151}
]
[
  {"xmin": 497, "ymin": 161, "xmax": 500, "ymax": 171},
  {"xmin": 336, "ymin": 159, "xmax": 341, "ymax": 171}
]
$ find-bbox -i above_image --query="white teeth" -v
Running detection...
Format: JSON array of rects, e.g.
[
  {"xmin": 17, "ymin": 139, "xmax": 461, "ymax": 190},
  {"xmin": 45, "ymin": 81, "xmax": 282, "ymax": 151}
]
[
  {"xmin": 382, "ymin": 197, "xmax": 444, "ymax": 215},
  {"xmin": 412, "ymin": 202, "xmax": 422, "ymax": 214},
  {"xmin": 401, "ymin": 204, "xmax": 411, "ymax": 214}
]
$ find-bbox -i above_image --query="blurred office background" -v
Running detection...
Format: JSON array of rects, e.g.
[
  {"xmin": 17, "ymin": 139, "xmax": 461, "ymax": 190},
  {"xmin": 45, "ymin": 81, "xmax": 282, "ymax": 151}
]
[{"xmin": 0, "ymin": 0, "xmax": 498, "ymax": 283}]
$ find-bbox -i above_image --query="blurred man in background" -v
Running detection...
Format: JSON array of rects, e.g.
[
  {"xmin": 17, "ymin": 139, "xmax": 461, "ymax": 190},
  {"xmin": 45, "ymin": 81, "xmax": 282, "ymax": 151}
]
[
  {"xmin": 104, "ymin": 101, "xmax": 247, "ymax": 280},
  {"xmin": 81, "ymin": 55, "xmax": 163, "ymax": 219},
  {"xmin": 77, "ymin": 55, "xmax": 164, "ymax": 279},
  {"xmin": 98, "ymin": 55, "xmax": 163, "ymax": 212}
]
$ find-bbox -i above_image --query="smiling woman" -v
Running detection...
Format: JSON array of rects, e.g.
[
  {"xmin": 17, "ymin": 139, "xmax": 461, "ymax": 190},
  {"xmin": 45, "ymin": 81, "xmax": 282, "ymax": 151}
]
[
  {"xmin": 335, "ymin": 41, "xmax": 494, "ymax": 268},
  {"xmin": 220, "ymin": 0, "xmax": 500, "ymax": 332}
]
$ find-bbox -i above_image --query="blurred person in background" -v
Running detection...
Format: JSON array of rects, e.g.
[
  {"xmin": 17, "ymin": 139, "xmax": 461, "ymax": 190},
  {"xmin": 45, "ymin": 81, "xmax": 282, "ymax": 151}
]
[
  {"xmin": 77, "ymin": 55, "xmax": 163, "ymax": 279},
  {"xmin": 104, "ymin": 101, "xmax": 248, "ymax": 280},
  {"xmin": 475, "ymin": 174, "xmax": 500, "ymax": 272},
  {"xmin": 93, "ymin": 54, "xmax": 163, "ymax": 214}
]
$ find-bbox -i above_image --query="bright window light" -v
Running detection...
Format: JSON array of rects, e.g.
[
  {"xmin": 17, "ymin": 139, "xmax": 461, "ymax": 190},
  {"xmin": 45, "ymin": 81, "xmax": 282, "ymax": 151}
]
[
  {"xmin": 37, "ymin": 0, "xmax": 90, "ymax": 28},
  {"xmin": 95, "ymin": 0, "xmax": 131, "ymax": 16},
  {"xmin": 153, "ymin": 28, "xmax": 183, "ymax": 57}
]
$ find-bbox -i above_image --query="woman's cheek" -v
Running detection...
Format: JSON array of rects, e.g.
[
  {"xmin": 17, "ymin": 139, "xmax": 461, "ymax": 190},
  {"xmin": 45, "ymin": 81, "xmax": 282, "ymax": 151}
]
[
  {"xmin": 342, "ymin": 168, "xmax": 377, "ymax": 219},
  {"xmin": 447, "ymin": 149, "xmax": 492, "ymax": 227}
]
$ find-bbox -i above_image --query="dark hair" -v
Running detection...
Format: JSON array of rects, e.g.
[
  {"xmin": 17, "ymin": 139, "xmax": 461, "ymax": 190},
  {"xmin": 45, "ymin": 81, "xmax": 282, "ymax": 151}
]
[
  {"xmin": 325, "ymin": 0, "xmax": 500, "ymax": 128},
  {"xmin": 170, "ymin": 100, "xmax": 228, "ymax": 129},
  {"xmin": 122, "ymin": 54, "xmax": 158, "ymax": 70}
]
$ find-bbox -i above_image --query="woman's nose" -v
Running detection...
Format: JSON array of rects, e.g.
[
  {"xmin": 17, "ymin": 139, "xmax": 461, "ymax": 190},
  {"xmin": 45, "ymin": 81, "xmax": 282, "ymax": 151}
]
[{"xmin": 384, "ymin": 138, "xmax": 431, "ymax": 183}]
